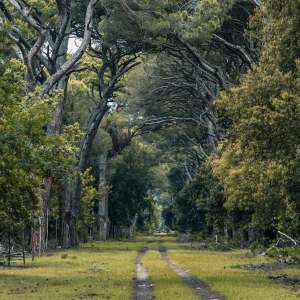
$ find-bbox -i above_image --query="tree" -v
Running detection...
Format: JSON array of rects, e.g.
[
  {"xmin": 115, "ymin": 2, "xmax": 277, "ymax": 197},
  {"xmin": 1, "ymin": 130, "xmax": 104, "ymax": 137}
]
[
  {"xmin": 212, "ymin": 0, "xmax": 300, "ymax": 236},
  {"xmin": 0, "ymin": 34, "xmax": 79, "ymax": 258},
  {"xmin": 1, "ymin": 0, "xmax": 99, "ymax": 251},
  {"xmin": 108, "ymin": 141, "xmax": 158, "ymax": 232}
]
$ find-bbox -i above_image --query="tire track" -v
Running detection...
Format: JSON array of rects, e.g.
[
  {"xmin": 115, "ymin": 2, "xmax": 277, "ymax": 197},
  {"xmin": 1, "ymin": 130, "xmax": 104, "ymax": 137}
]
[
  {"xmin": 159, "ymin": 246, "xmax": 225, "ymax": 300},
  {"xmin": 134, "ymin": 247, "xmax": 155, "ymax": 300}
]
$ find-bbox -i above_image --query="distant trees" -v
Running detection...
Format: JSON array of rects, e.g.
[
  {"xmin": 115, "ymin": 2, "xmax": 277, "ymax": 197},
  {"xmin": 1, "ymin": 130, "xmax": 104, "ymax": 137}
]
[
  {"xmin": 108, "ymin": 142, "xmax": 159, "ymax": 233},
  {"xmin": 167, "ymin": 164, "xmax": 225, "ymax": 234}
]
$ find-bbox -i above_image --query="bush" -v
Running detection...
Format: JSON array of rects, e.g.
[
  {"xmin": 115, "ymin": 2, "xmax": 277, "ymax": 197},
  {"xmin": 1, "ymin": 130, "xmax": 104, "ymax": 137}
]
[{"xmin": 268, "ymin": 247, "xmax": 300, "ymax": 264}]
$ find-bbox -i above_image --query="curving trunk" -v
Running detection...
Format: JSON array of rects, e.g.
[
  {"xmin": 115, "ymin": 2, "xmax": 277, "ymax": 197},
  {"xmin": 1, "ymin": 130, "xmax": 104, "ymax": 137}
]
[{"xmin": 55, "ymin": 101, "xmax": 109, "ymax": 248}]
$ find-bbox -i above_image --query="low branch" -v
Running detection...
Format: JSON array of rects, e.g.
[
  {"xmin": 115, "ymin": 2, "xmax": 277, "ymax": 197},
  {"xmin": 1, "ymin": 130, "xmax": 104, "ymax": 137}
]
[{"xmin": 278, "ymin": 231, "xmax": 298, "ymax": 246}]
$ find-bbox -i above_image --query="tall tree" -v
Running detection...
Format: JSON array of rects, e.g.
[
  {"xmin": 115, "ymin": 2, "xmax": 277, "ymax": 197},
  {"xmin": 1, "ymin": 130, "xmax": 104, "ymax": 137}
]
[
  {"xmin": 212, "ymin": 0, "xmax": 300, "ymax": 235},
  {"xmin": 1, "ymin": 0, "xmax": 99, "ymax": 251}
]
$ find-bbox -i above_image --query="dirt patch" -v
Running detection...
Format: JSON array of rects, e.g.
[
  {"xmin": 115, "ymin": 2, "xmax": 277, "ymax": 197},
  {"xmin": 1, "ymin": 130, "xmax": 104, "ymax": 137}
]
[
  {"xmin": 134, "ymin": 247, "xmax": 155, "ymax": 300},
  {"xmin": 231, "ymin": 263, "xmax": 287, "ymax": 272},
  {"xmin": 268, "ymin": 274, "xmax": 300, "ymax": 289},
  {"xmin": 159, "ymin": 246, "xmax": 225, "ymax": 300},
  {"xmin": 76, "ymin": 292, "xmax": 99, "ymax": 299},
  {"xmin": 184, "ymin": 242, "xmax": 233, "ymax": 252},
  {"xmin": 146, "ymin": 240, "xmax": 163, "ymax": 244}
]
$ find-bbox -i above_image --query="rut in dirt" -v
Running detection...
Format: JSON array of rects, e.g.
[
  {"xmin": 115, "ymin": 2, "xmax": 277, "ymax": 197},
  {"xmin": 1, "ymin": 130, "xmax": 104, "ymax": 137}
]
[
  {"xmin": 134, "ymin": 247, "xmax": 155, "ymax": 300},
  {"xmin": 159, "ymin": 246, "xmax": 225, "ymax": 300}
]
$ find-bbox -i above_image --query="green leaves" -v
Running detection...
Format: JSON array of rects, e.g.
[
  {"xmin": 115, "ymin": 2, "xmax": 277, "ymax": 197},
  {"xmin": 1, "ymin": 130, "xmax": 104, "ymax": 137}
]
[
  {"xmin": 0, "ymin": 53, "xmax": 81, "ymax": 228},
  {"xmin": 184, "ymin": 0, "xmax": 236, "ymax": 44},
  {"xmin": 100, "ymin": 0, "xmax": 237, "ymax": 49},
  {"xmin": 212, "ymin": 0, "xmax": 300, "ymax": 233}
]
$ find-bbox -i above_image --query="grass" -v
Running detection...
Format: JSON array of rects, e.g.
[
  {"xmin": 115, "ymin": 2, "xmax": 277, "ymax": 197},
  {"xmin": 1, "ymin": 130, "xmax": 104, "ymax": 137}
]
[
  {"xmin": 0, "ymin": 236, "xmax": 299, "ymax": 300},
  {"xmin": 143, "ymin": 250, "xmax": 200, "ymax": 300},
  {"xmin": 0, "ymin": 240, "xmax": 144, "ymax": 300},
  {"xmin": 169, "ymin": 247, "xmax": 299, "ymax": 300},
  {"xmin": 279, "ymin": 266, "xmax": 300, "ymax": 277}
]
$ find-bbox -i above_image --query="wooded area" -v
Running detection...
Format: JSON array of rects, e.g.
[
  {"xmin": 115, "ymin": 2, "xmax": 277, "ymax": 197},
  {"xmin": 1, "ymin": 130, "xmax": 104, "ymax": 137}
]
[{"xmin": 0, "ymin": 0, "xmax": 299, "ymax": 299}]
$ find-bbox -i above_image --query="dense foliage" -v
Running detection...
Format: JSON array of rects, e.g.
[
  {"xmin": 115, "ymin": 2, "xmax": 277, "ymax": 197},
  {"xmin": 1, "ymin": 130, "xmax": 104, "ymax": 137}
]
[
  {"xmin": 109, "ymin": 142, "xmax": 159, "ymax": 231},
  {"xmin": 0, "ymin": 36, "xmax": 79, "ymax": 245},
  {"xmin": 212, "ymin": 0, "xmax": 300, "ymax": 236}
]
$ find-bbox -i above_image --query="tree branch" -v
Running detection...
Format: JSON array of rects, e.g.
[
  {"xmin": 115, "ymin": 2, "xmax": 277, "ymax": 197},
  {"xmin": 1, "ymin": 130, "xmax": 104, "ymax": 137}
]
[
  {"xmin": 212, "ymin": 34, "xmax": 254, "ymax": 66},
  {"xmin": 176, "ymin": 35, "xmax": 228, "ymax": 88},
  {"xmin": 41, "ymin": 0, "xmax": 99, "ymax": 96},
  {"xmin": 51, "ymin": 0, "xmax": 71, "ymax": 66}
]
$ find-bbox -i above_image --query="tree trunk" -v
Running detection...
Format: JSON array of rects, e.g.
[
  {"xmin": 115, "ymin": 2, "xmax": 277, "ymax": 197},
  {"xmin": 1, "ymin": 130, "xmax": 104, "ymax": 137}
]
[
  {"xmin": 35, "ymin": 0, "xmax": 98, "ymax": 250},
  {"xmin": 35, "ymin": 31, "xmax": 70, "ymax": 253},
  {"xmin": 224, "ymin": 224, "xmax": 229, "ymax": 239},
  {"xmin": 129, "ymin": 214, "xmax": 138, "ymax": 239},
  {"xmin": 8, "ymin": 228, "xmax": 11, "ymax": 267},
  {"xmin": 37, "ymin": 177, "xmax": 52, "ymax": 254},
  {"xmin": 70, "ymin": 103, "xmax": 109, "ymax": 244},
  {"xmin": 97, "ymin": 153, "xmax": 110, "ymax": 241},
  {"xmin": 22, "ymin": 229, "xmax": 26, "ymax": 265},
  {"xmin": 60, "ymin": 179, "xmax": 79, "ymax": 248}
]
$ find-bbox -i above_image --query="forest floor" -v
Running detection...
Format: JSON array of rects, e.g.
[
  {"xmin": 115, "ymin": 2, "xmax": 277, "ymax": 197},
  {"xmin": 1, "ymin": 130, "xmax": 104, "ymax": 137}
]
[{"xmin": 0, "ymin": 235, "xmax": 299, "ymax": 300}]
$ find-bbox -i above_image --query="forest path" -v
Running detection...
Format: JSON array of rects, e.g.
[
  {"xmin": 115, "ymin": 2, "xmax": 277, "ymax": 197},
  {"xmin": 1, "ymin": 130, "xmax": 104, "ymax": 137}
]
[
  {"xmin": 158, "ymin": 245, "xmax": 225, "ymax": 300},
  {"xmin": 134, "ymin": 246, "xmax": 155, "ymax": 300}
]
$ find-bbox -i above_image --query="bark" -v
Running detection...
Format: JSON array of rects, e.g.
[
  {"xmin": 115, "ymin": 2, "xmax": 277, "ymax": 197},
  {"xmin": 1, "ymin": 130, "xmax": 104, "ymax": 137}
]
[
  {"xmin": 207, "ymin": 118, "xmax": 217, "ymax": 151},
  {"xmin": 7, "ymin": 0, "xmax": 47, "ymax": 91},
  {"xmin": 278, "ymin": 231, "xmax": 299, "ymax": 246},
  {"xmin": 129, "ymin": 214, "xmax": 138, "ymax": 239},
  {"xmin": 22, "ymin": 229, "xmax": 26, "ymax": 265},
  {"xmin": 8, "ymin": 228, "xmax": 11, "ymax": 267},
  {"xmin": 60, "ymin": 180, "xmax": 78, "ymax": 248},
  {"xmin": 212, "ymin": 34, "xmax": 254, "ymax": 67},
  {"xmin": 97, "ymin": 153, "xmax": 110, "ymax": 241},
  {"xmin": 224, "ymin": 224, "xmax": 229, "ymax": 239},
  {"xmin": 251, "ymin": 0, "xmax": 261, "ymax": 6},
  {"xmin": 184, "ymin": 163, "xmax": 193, "ymax": 182},
  {"xmin": 70, "ymin": 102, "xmax": 109, "ymax": 245},
  {"xmin": 59, "ymin": 100, "xmax": 108, "ymax": 248},
  {"xmin": 38, "ymin": 177, "xmax": 52, "ymax": 254}
]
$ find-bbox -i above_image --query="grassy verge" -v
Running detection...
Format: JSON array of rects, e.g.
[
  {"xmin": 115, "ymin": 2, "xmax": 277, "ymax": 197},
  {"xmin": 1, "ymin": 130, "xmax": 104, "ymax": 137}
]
[
  {"xmin": 143, "ymin": 250, "xmax": 200, "ymax": 300},
  {"xmin": 169, "ymin": 247, "xmax": 299, "ymax": 300},
  {"xmin": 0, "ymin": 240, "xmax": 143, "ymax": 300}
]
